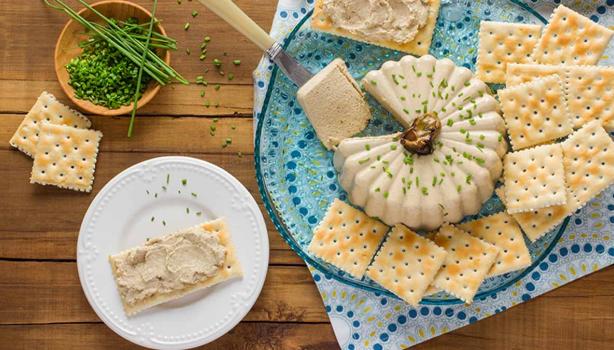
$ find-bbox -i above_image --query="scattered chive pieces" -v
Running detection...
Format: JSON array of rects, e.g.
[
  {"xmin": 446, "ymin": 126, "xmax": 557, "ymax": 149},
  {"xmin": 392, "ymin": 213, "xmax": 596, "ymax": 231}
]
[
  {"xmin": 191, "ymin": 192, "xmax": 197, "ymax": 198},
  {"xmin": 200, "ymin": 90, "xmax": 205, "ymax": 97},
  {"xmin": 162, "ymin": 185, "xmax": 167, "ymax": 191},
  {"xmin": 199, "ymin": 54, "xmax": 206, "ymax": 61},
  {"xmin": 233, "ymin": 60, "xmax": 241, "ymax": 65},
  {"xmin": 166, "ymin": 174, "xmax": 170, "ymax": 184},
  {"xmin": 204, "ymin": 100, "xmax": 210, "ymax": 108},
  {"xmin": 186, "ymin": 208, "xmax": 190, "ymax": 214},
  {"xmin": 228, "ymin": 73, "xmax": 234, "ymax": 81},
  {"xmin": 146, "ymin": 190, "xmax": 150, "ymax": 195},
  {"xmin": 192, "ymin": 10, "xmax": 198, "ymax": 17},
  {"xmin": 196, "ymin": 211, "xmax": 202, "ymax": 216},
  {"xmin": 162, "ymin": 220, "xmax": 166, "ymax": 226},
  {"xmin": 184, "ymin": 22, "xmax": 190, "ymax": 31},
  {"xmin": 214, "ymin": 101, "xmax": 220, "ymax": 108},
  {"xmin": 181, "ymin": 179, "xmax": 187, "ymax": 186},
  {"xmin": 237, "ymin": 152, "xmax": 243, "ymax": 157},
  {"xmin": 185, "ymin": 48, "xmax": 190, "ymax": 55},
  {"xmin": 154, "ymin": 193, "xmax": 158, "ymax": 198},
  {"xmin": 214, "ymin": 84, "xmax": 221, "ymax": 91},
  {"xmin": 213, "ymin": 118, "xmax": 219, "ymax": 123},
  {"xmin": 231, "ymin": 125, "xmax": 236, "ymax": 130},
  {"xmin": 213, "ymin": 58, "xmax": 222, "ymax": 67},
  {"xmin": 204, "ymin": 36, "xmax": 211, "ymax": 43},
  {"xmin": 151, "ymin": 216, "xmax": 155, "ymax": 222}
]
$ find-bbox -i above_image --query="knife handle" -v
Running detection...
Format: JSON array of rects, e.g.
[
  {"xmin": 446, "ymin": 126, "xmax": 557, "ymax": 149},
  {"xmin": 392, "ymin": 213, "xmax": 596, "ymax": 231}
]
[{"xmin": 197, "ymin": 0, "xmax": 275, "ymax": 51}]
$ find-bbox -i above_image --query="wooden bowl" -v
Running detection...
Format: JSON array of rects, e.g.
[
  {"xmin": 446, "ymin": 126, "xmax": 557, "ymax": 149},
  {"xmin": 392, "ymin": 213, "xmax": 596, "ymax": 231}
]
[{"xmin": 54, "ymin": 0, "xmax": 170, "ymax": 116}]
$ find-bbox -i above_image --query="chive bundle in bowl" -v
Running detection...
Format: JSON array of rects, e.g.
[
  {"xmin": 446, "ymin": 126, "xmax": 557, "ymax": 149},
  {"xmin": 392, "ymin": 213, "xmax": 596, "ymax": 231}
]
[{"xmin": 49, "ymin": 0, "xmax": 188, "ymax": 133}]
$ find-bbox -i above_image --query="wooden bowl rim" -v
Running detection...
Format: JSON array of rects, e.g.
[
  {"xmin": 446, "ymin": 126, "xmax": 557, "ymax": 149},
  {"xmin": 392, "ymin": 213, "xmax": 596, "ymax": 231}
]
[{"xmin": 54, "ymin": 0, "xmax": 170, "ymax": 116}]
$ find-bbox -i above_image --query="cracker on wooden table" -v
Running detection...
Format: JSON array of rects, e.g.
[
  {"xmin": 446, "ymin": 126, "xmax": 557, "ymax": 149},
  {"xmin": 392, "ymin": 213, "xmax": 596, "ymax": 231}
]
[
  {"xmin": 498, "ymin": 75, "xmax": 572, "ymax": 150},
  {"xmin": 458, "ymin": 212, "xmax": 531, "ymax": 277},
  {"xmin": 311, "ymin": 0, "xmax": 441, "ymax": 56},
  {"xmin": 431, "ymin": 224, "xmax": 499, "ymax": 304},
  {"xmin": 562, "ymin": 120, "xmax": 614, "ymax": 210},
  {"xmin": 366, "ymin": 225, "xmax": 447, "ymax": 306},
  {"xmin": 532, "ymin": 5, "xmax": 614, "ymax": 65},
  {"xmin": 109, "ymin": 218, "xmax": 243, "ymax": 316},
  {"xmin": 505, "ymin": 63, "xmax": 566, "ymax": 87},
  {"xmin": 476, "ymin": 21, "xmax": 542, "ymax": 84},
  {"xmin": 9, "ymin": 92, "xmax": 91, "ymax": 157},
  {"xmin": 565, "ymin": 65, "xmax": 614, "ymax": 131},
  {"xmin": 308, "ymin": 199, "xmax": 389, "ymax": 278},
  {"xmin": 503, "ymin": 144, "xmax": 567, "ymax": 213},
  {"xmin": 496, "ymin": 186, "xmax": 573, "ymax": 242},
  {"xmin": 30, "ymin": 123, "xmax": 102, "ymax": 192}
]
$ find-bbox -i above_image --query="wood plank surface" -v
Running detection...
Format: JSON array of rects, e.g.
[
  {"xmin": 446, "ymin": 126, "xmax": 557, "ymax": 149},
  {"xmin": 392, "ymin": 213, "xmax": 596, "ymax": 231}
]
[{"xmin": 0, "ymin": 0, "xmax": 612, "ymax": 349}]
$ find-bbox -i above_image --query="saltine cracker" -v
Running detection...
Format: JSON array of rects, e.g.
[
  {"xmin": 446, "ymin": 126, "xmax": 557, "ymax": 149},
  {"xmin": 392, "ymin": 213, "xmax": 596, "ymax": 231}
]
[
  {"xmin": 30, "ymin": 123, "xmax": 102, "ymax": 192},
  {"xmin": 308, "ymin": 199, "xmax": 389, "ymax": 278},
  {"xmin": 476, "ymin": 21, "xmax": 542, "ymax": 84}
]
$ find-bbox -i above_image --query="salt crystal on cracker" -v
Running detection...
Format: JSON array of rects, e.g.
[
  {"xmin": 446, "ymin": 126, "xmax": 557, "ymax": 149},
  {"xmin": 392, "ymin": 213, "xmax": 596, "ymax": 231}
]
[
  {"xmin": 9, "ymin": 92, "xmax": 91, "ymax": 157},
  {"xmin": 562, "ymin": 120, "xmax": 614, "ymax": 210},
  {"xmin": 503, "ymin": 144, "xmax": 567, "ymax": 213},
  {"xmin": 565, "ymin": 65, "xmax": 614, "ymax": 131},
  {"xmin": 458, "ymin": 213, "xmax": 531, "ymax": 277},
  {"xmin": 532, "ymin": 5, "xmax": 613, "ymax": 65},
  {"xmin": 30, "ymin": 122, "xmax": 102, "ymax": 192},
  {"xmin": 496, "ymin": 186, "xmax": 573, "ymax": 242},
  {"xmin": 498, "ymin": 75, "xmax": 572, "ymax": 150},
  {"xmin": 366, "ymin": 224, "xmax": 447, "ymax": 307},
  {"xmin": 431, "ymin": 224, "xmax": 499, "ymax": 304},
  {"xmin": 505, "ymin": 63, "xmax": 566, "ymax": 87},
  {"xmin": 308, "ymin": 199, "xmax": 389, "ymax": 278},
  {"xmin": 476, "ymin": 21, "xmax": 542, "ymax": 84}
]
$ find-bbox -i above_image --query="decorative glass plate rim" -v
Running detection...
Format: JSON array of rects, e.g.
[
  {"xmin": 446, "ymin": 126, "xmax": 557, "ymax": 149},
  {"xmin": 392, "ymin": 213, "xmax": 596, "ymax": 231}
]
[{"xmin": 254, "ymin": 1, "xmax": 566, "ymax": 305}]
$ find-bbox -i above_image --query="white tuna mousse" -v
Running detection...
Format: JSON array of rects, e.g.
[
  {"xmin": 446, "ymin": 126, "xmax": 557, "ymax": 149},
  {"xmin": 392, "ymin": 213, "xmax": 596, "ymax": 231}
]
[{"xmin": 321, "ymin": 0, "xmax": 430, "ymax": 44}]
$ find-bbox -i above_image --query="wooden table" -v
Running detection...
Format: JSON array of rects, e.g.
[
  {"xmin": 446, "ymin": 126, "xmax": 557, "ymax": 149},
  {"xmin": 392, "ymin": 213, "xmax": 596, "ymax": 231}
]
[{"xmin": 0, "ymin": 1, "xmax": 612, "ymax": 349}]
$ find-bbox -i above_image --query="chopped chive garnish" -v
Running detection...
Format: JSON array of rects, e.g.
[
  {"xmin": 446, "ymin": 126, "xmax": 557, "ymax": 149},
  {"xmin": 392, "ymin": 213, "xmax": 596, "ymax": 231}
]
[
  {"xmin": 204, "ymin": 36, "xmax": 211, "ymax": 43},
  {"xmin": 181, "ymin": 179, "xmax": 187, "ymax": 186},
  {"xmin": 146, "ymin": 190, "xmax": 150, "ymax": 195},
  {"xmin": 233, "ymin": 60, "xmax": 241, "ymax": 65},
  {"xmin": 191, "ymin": 192, "xmax": 197, "ymax": 198},
  {"xmin": 151, "ymin": 216, "xmax": 155, "ymax": 222},
  {"xmin": 383, "ymin": 192, "xmax": 389, "ymax": 198},
  {"xmin": 213, "ymin": 58, "xmax": 222, "ymax": 67},
  {"xmin": 200, "ymin": 90, "xmax": 205, "ymax": 97},
  {"xmin": 228, "ymin": 73, "xmax": 234, "ymax": 81},
  {"xmin": 192, "ymin": 10, "xmax": 198, "ymax": 17},
  {"xmin": 447, "ymin": 119, "xmax": 454, "ymax": 127},
  {"xmin": 421, "ymin": 187, "xmax": 429, "ymax": 196},
  {"xmin": 186, "ymin": 208, "xmax": 190, "ymax": 214},
  {"xmin": 370, "ymin": 80, "xmax": 377, "ymax": 85},
  {"xmin": 166, "ymin": 174, "xmax": 170, "ymax": 184},
  {"xmin": 214, "ymin": 84, "xmax": 221, "ymax": 91},
  {"xmin": 365, "ymin": 144, "xmax": 371, "ymax": 151},
  {"xmin": 196, "ymin": 211, "xmax": 202, "ymax": 216},
  {"xmin": 162, "ymin": 220, "xmax": 166, "ymax": 226},
  {"xmin": 184, "ymin": 22, "xmax": 190, "ymax": 31},
  {"xmin": 186, "ymin": 48, "xmax": 190, "ymax": 55},
  {"xmin": 154, "ymin": 193, "xmax": 158, "ymax": 198},
  {"xmin": 466, "ymin": 175, "xmax": 473, "ymax": 184},
  {"xmin": 162, "ymin": 185, "xmax": 167, "ymax": 191}
]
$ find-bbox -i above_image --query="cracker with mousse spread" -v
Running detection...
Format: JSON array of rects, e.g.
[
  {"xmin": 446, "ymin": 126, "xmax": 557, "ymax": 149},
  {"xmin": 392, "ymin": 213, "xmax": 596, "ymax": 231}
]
[
  {"xmin": 312, "ymin": 0, "xmax": 441, "ymax": 56},
  {"xmin": 109, "ymin": 218, "xmax": 242, "ymax": 316}
]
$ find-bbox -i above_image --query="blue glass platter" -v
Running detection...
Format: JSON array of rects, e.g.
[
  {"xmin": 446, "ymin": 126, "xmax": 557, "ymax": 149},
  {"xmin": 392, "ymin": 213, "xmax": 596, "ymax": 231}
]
[{"xmin": 254, "ymin": 0, "xmax": 568, "ymax": 305}]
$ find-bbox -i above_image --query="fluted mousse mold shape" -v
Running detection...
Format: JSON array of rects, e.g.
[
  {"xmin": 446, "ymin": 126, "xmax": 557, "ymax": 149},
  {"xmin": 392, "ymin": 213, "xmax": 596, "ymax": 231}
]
[{"xmin": 334, "ymin": 55, "xmax": 507, "ymax": 230}]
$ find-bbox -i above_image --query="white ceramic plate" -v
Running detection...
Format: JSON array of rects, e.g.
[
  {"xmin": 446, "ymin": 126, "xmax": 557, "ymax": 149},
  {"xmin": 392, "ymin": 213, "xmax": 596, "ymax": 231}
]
[{"xmin": 77, "ymin": 156, "xmax": 269, "ymax": 349}]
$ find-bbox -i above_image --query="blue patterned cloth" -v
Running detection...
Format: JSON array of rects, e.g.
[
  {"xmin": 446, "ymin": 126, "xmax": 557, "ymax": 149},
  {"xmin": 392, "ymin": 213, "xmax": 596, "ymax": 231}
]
[{"xmin": 253, "ymin": 1, "xmax": 614, "ymax": 348}]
